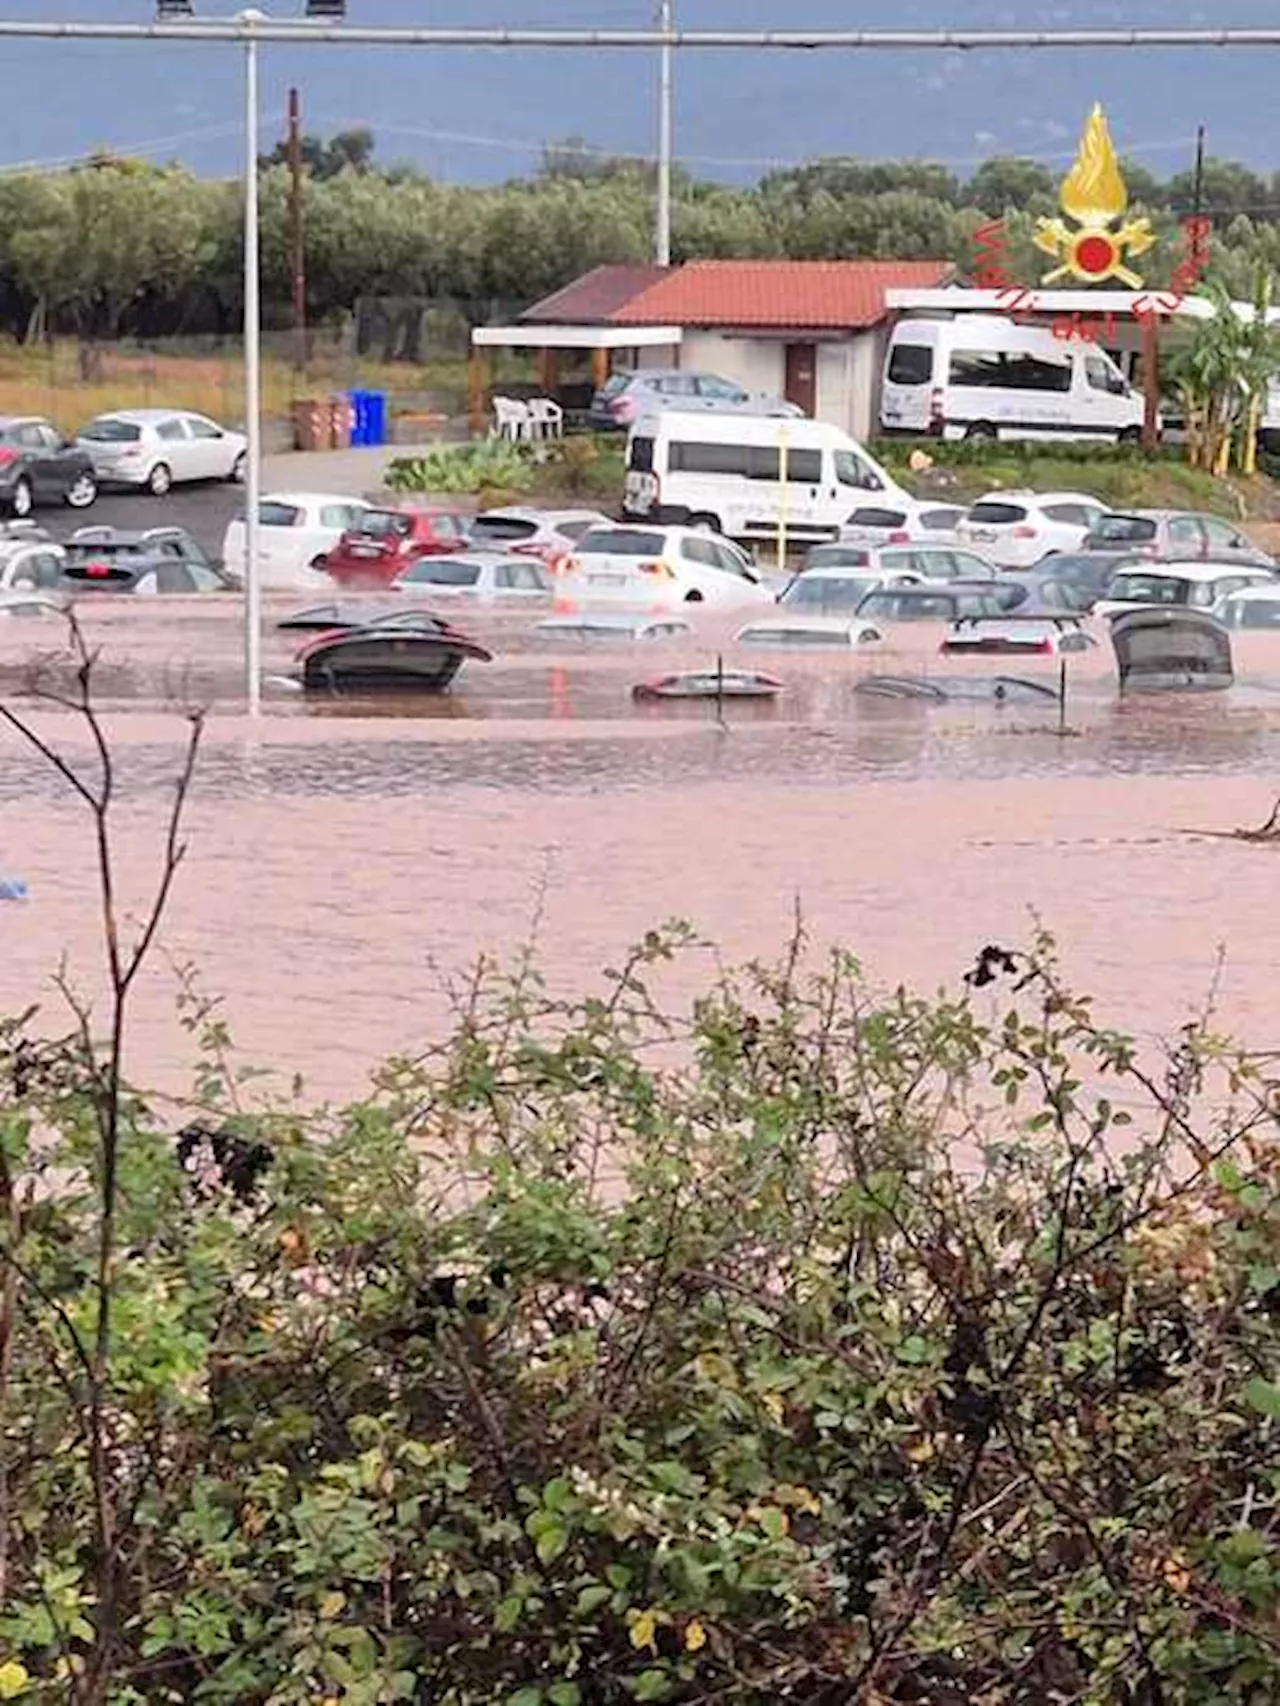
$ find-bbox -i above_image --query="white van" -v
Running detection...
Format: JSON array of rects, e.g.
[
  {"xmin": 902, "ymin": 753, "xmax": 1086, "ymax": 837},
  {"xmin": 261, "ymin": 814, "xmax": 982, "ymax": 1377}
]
[
  {"xmin": 621, "ymin": 411, "xmax": 910, "ymax": 542},
  {"xmin": 880, "ymin": 315, "xmax": 1146, "ymax": 444}
]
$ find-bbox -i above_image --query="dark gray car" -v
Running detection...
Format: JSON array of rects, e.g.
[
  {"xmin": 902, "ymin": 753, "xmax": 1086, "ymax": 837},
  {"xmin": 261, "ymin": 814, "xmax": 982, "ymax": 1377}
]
[
  {"xmin": 588, "ymin": 369, "xmax": 804, "ymax": 431},
  {"xmin": 1083, "ymin": 509, "xmax": 1275, "ymax": 569}
]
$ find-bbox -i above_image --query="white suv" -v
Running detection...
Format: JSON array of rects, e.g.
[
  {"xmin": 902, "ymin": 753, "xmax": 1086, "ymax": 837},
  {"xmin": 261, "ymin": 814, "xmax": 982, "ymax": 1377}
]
[
  {"xmin": 956, "ymin": 490, "xmax": 1107, "ymax": 570},
  {"xmin": 557, "ymin": 524, "xmax": 775, "ymax": 611}
]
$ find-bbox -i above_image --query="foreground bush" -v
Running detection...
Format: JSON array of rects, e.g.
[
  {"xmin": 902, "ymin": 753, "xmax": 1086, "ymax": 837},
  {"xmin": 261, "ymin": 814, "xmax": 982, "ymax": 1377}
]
[{"xmin": 4, "ymin": 914, "xmax": 1280, "ymax": 1704}]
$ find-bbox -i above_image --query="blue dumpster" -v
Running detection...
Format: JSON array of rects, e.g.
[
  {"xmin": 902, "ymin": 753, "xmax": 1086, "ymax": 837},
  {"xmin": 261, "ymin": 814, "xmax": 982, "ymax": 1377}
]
[{"xmin": 346, "ymin": 389, "xmax": 387, "ymax": 447}]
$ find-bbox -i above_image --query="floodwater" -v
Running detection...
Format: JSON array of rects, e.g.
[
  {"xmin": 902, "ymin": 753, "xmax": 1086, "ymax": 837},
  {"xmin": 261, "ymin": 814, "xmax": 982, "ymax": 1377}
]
[{"xmin": 2, "ymin": 594, "xmax": 1280, "ymax": 1102}]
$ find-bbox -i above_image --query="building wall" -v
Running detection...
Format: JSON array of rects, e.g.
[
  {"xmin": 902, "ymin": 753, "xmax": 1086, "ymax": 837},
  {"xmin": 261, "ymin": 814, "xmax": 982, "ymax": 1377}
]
[{"xmin": 680, "ymin": 331, "xmax": 786, "ymax": 398}]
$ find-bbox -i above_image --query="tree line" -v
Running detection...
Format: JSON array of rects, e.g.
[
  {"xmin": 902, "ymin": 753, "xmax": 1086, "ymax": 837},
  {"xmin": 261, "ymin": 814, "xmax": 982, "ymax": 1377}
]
[{"xmin": 5, "ymin": 132, "xmax": 1280, "ymax": 346}]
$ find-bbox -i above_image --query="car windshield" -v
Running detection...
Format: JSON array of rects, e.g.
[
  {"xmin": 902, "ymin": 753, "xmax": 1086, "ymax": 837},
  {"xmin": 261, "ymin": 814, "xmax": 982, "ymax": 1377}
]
[
  {"xmin": 1108, "ymin": 573, "xmax": 1196, "ymax": 605},
  {"xmin": 80, "ymin": 419, "xmax": 142, "ymax": 443},
  {"xmin": 470, "ymin": 516, "xmax": 538, "ymax": 542},
  {"xmin": 968, "ymin": 502, "xmax": 1028, "ymax": 525},
  {"xmin": 1090, "ymin": 515, "xmax": 1159, "ymax": 542},
  {"xmin": 576, "ymin": 529, "xmax": 667, "ymax": 557},
  {"xmin": 399, "ymin": 560, "xmax": 480, "ymax": 586},
  {"xmin": 353, "ymin": 512, "xmax": 410, "ymax": 539},
  {"xmin": 782, "ymin": 577, "xmax": 875, "ymax": 612}
]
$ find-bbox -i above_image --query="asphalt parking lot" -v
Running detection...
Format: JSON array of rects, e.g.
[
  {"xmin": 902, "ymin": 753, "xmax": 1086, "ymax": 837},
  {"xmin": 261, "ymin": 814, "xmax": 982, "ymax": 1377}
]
[{"xmin": 26, "ymin": 442, "xmax": 415, "ymax": 561}]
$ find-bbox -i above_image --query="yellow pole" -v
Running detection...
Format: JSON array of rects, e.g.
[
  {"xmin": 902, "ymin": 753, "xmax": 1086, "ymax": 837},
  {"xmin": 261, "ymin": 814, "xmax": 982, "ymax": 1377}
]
[
  {"xmin": 1244, "ymin": 394, "xmax": 1261, "ymax": 476},
  {"xmin": 776, "ymin": 424, "xmax": 789, "ymax": 573}
]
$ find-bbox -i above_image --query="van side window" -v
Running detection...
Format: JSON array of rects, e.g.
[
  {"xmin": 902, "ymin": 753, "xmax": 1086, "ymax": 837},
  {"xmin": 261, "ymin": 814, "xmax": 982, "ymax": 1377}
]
[
  {"xmin": 668, "ymin": 441, "xmax": 821, "ymax": 482},
  {"xmin": 949, "ymin": 350, "xmax": 1071, "ymax": 393},
  {"xmin": 887, "ymin": 344, "xmax": 933, "ymax": 385}
]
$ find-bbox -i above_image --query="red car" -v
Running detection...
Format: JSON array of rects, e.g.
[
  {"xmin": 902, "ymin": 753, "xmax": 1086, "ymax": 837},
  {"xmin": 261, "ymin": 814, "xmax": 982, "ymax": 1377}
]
[{"xmin": 322, "ymin": 507, "xmax": 469, "ymax": 588}]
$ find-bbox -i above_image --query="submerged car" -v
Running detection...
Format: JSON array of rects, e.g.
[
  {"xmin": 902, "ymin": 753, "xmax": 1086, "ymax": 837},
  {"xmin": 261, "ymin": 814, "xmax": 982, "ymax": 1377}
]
[
  {"xmin": 1213, "ymin": 586, "xmax": 1280, "ymax": 630},
  {"xmin": 1083, "ymin": 508, "xmax": 1275, "ymax": 568},
  {"xmin": 223, "ymin": 492, "xmax": 374, "ymax": 587},
  {"xmin": 318, "ymin": 507, "xmax": 470, "ymax": 588},
  {"xmin": 297, "ymin": 611, "xmax": 492, "ymax": 694},
  {"xmin": 939, "ymin": 615, "xmax": 1096, "ymax": 657},
  {"xmin": 735, "ymin": 615, "xmax": 883, "ymax": 649},
  {"xmin": 555, "ymin": 524, "xmax": 772, "ymax": 611},
  {"xmin": 392, "ymin": 551, "xmax": 552, "ymax": 603},
  {"xmin": 533, "ymin": 613, "xmax": 693, "ymax": 642},
  {"xmin": 1110, "ymin": 607, "xmax": 1233, "ymax": 692},
  {"xmin": 466, "ymin": 506, "xmax": 610, "ymax": 567},
  {"xmin": 1094, "ymin": 562, "xmax": 1275, "ymax": 619},
  {"xmin": 855, "ymin": 585, "xmax": 1021, "ymax": 624}
]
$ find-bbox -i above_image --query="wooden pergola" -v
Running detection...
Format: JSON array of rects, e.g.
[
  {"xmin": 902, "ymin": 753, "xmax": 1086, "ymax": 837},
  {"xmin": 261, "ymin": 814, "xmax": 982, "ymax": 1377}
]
[{"xmin": 467, "ymin": 322, "xmax": 685, "ymax": 434}]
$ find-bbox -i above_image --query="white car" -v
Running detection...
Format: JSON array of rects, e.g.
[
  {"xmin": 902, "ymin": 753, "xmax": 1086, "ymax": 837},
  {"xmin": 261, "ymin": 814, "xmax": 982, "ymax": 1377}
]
[
  {"xmin": 467, "ymin": 506, "xmax": 611, "ymax": 565},
  {"xmin": 77, "ymin": 409, "xmax": 247, "ymax": 496},
  {"xmin": 956, "ymin": 490, "xmax": 1107, "ymax": 571},
  {"xmin": 777, "ymin": 566, "xmax": 918, "ymax": 616},
  {"xmin": 557, "ymin": 524, "xmax": 774, "ymax": 611},
  {"xmin": 1095, "ymin": 562, "xmax": 1276, "ymax": 620},
  {"xmin": 840, "ymin": 498, "xmax": 968, "ymax": 548},
  {"xmin": 1213, "ymin": 585, "xmax": 1280, "ymax": 630},
  {"xmin": 736, "ymin": 614, "xmax": 884, "ymax": 649},
  {"xmin": 222, "ymin": 492, "xmax": 373, "ymax": 589},
  {"xmin": 0, "ymin": 528, "xmax": 67, "ymax": 591},
  {"xmin": 939, "ymin": 615, "xmax": 1097, "ymax": 657},
  {"xmin": 393, "ymin": 550, "xmax": 552, "ymax": 604}
]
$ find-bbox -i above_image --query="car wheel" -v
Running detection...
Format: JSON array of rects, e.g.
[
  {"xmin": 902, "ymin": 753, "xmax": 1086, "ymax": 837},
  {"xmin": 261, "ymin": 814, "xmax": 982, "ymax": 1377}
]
[
  {"xmin": 147, "ymin": 462, "xmax": 172, "ymax": 497},
  {"xmin": 684, "ymin": 589, "xmax": 704, "ymax": 603},
  {"xmin": 309, "ymin": 553, "xmax": 330, "ymax": 570},
  {"xmin": 9, "ymin": 478, "xmax": 32, "ymax": 518},
  {"xmin": 229, "ymin": 451, "xmax": 247, "ymax": 484},
  {"xmin": 965, "ymin": 422, "xmax": 997, "ymax": 440},
  {"xmin": 64, "ymin": 472, "xmax": 97, "ymax": 509},
  {"xmin": 1118, "ymin": 426, "xmax": 1142, "ymax": 444},
  {"xmin": 688, "ymin": 512, "xmax": 721, "ymax": 533}
]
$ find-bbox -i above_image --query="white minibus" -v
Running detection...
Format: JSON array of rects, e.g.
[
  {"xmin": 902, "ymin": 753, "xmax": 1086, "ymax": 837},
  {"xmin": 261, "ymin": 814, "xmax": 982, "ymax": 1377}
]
[
  {"xmin": 621, "ymin": 411, "xmax": 910, "ymax": 542},
  {"xmin": 880, "ymin": 314, "xmax": 1146, "ymax": 444}
]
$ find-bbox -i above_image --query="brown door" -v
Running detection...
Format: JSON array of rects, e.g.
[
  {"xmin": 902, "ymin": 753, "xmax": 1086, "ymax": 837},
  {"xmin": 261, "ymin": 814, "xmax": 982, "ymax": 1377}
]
[{"xmin": 784, "ymin": 342, "xmax": 817, "ymax": 416}]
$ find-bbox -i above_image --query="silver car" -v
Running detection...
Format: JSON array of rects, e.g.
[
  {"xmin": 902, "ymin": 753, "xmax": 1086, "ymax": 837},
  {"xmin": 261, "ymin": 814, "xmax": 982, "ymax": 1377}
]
[
  {"xmin": 589, "ymin": 370, "xmax": 804, "ymax": 431},
  {"xmin": 76, "ymin": 409, "xmax": 247, "ymax": 496},
  {"xmin": 1083, "ymin": 509, "xmax": 1276, "ymax": 569},
  {"xmin": 392, "ymin": 550, "xmax": 552, "ymax": 604}
]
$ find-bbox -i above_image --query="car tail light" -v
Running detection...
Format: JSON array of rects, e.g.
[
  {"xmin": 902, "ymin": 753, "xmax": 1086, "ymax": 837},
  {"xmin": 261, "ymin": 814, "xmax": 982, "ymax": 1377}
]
[
  {"xmin": 0, "ymin": 449, "xmax": 16, "ymax": 468},
  {"xmin": 84, "ymin": 561, "xmax": 112, "ymax": 578},
  {"xmin": 1012, "ymin": 525, "xmax": 1038, "ymax": 539},
  {"xmin": 120, "ymin": 447, "xmax": 141, "ymax": 459},
  {"xmin": 887, "ymin": 529, "xmax": 910, "ymax": 544},
  {"xmin": 637, "ymin": 560, "xmax": 674, "ymax": 578},
  {"xmin": 546, "ymin": 551, "xmax": 571, "ymax": 575}
]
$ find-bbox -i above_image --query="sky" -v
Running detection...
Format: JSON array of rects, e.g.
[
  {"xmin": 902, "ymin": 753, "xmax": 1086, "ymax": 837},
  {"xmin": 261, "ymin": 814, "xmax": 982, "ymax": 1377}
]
[{"xmin": 2, "ymin": 0, "xmax": 1277, "ymax": 184}]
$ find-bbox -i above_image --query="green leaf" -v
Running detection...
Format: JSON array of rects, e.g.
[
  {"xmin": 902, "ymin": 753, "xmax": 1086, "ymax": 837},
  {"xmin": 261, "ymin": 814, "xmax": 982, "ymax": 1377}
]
[
  {"xmin": 576, "ymin": 1584, "xmax": 612, "ymax": 1616},
  {"xmin": 898, "ymin": 1335, "xmax": 931, "ymax": 1365},
  {"xmin": 495, "ymin": 1596, "xmax": 523, "ymax": 1632},
  {"xmin": 543, "ymin": 1476, "xmax": 573, "ymax": 1511},
  {"xmin": 1244, "ymin": 1377, "xmax": 1280, "ymax": 1419},
  {"xmin": 549, "ymin": 1686, "xmax": 581, "ymax": 1706},
  {"xmin": 633, "ymin": 1670, "xmax": 671, "ymax": 1702},
  {"xmin": 509, "ymin": 1691, "xmax": 543, "ymax": 1706},
  {"xmin": 535, "ymin": 1522, "xmax": 568, "ymax": 1565},
  {"xmin": 759, "ymin": 1507, "xmax": 787, "ymax": 1541}
]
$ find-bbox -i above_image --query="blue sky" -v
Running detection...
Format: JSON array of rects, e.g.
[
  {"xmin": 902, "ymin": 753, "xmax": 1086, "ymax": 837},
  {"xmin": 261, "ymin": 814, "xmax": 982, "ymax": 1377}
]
[{"xmin": 4, "ymin": 1, "xmax": 1275, "ymax": 184}]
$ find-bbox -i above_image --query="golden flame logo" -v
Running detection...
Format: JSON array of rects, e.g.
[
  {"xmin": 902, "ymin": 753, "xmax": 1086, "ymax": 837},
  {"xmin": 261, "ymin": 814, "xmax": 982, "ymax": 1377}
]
[{"xmin": 1034, "ymin": 105, "xmax": 1155, "ymax": 287}]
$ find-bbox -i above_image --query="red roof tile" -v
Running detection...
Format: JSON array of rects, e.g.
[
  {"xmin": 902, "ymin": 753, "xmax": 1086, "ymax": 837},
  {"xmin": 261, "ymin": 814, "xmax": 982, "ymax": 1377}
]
[
  {"xmin": 615, "ymin": 260, "xmax": 953, "ymax": 330},
  {"xmin": 520, "ymin": 264, "xmax": 671, "ymax": 325}
]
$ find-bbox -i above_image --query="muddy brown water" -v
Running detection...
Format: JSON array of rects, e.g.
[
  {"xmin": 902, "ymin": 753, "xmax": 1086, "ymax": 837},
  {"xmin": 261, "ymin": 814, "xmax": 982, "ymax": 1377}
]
[{"xmin": 2, "ymin": 595, "xmax": 1280, "ymax": 1103}]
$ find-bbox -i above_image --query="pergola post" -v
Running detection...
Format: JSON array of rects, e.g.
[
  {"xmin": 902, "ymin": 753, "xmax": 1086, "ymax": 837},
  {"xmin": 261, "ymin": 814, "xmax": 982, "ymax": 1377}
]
[
  {"xmin": 468, "ymin": 345, "xmax": 491, "ymax": 438},
  {"xmin": 538, "ymin": 347, "xmax": 559, "ymax": 396},
  {"xmin": 591, "ymin": 347, "xmax": 609, "ymax": 391}
]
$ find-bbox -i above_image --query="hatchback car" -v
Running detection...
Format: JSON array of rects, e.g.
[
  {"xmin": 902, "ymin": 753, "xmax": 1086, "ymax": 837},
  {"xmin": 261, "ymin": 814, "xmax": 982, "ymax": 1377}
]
[
  {"xmin": 57, "ymin": 556, "xmax": 234, "ymax": 596},
  {"xmin": 222, "ymin": 492, "xmax": 374, "ymax": 587},
  {"xmin": 1018, "ymin": 550, "xmax": 1136, "ymax": 613},
  {"xmin": 855, "ymin": 585, "xmax": 1020, "ymax": 624},
  {"xmin": 0, "ymin": 417, "xmax": 98, "ymax": 516},
  {"xmin": 76, "ymin": 409, "xmax": 247, "ymax": 495},
  {"xmin": 588, "ymin": 369, "xmax": 803, "ymax": 431},
  {"xmin": 956, "ymin": 490, "xmax": 1107, "ymax": 570},
  {"xmin": 393, "ymin": 551, "xmax": 552, "ymax": 604},
  {"xmin": 466, "ymin": 507, "xmax": 611, "ymax": 567},
  {"xmin": 1213, "ymin": 586, "xmax": 1280, "ymax": 629},
  {"xmin": 323, "ymin": 508, "xmax": 470, "ymax": 588},
  {"xmin": 1094, "ymin": 562, "xmax": 1276, "ymax": 619},
  {"xmin": 840, "ymin": 498, "xmax": 967, "ymax": 547},
  {"xmin": 1083, "ymin": 509, "xmax": 1275, "ymax": 568},
  {"xmin": 556, "ymin": 524, "xmax": 774, "ymax": 611},
  {"xmin": 66, "ymin": 524, "xmax": 221, "ymax": 572},
  {"xmin": 777, "ymin": 568, "xmax": 911, "ymax": 615}
]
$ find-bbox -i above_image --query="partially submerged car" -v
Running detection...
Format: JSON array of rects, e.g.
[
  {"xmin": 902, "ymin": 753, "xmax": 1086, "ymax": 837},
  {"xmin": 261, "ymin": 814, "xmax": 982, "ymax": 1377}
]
[
  {"xmin": 939, "ymin": 615, "xmax": 1097, "ymax": 657},
  {"xmin": 1110, "ymin": 607, "xmax": 1233, "ymax": 693},
  {"xmin": 735, "ymin": 616, "xmax": 883, "ymax": 649}
]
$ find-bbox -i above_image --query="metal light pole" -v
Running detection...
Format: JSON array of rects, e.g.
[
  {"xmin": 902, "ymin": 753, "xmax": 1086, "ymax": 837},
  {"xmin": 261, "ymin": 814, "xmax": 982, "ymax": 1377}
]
[
  {"xmin": 241, "ymin": 7, "xmax": 263, "ymax": 716},
  {"xmin": 655, "ymin": 0, "xmax": 672, "ymax": 266}
]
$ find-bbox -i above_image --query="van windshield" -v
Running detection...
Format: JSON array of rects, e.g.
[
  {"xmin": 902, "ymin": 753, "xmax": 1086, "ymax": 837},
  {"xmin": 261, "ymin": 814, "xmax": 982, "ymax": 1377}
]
[
  {"xmin": 833, "ymin": 451, "xmax": 882, "ymax": 490},
  {"xmin": 887, "ymin": 344, "xmax": 933, "ymax": 385},
  {"xmin": 628, "ymin": 436, "xmax": 655, "ymax": 473}
]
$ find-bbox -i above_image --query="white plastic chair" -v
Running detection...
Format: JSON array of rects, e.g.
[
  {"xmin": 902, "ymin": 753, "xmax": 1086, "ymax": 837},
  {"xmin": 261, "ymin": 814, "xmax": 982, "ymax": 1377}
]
[
  {"xmin": 490, "ymin": 397, "xmax": 531, "ymax": 441},
  {"xmin": 527, "ymin": 397, "xmax": 564, "ymax": 440}
]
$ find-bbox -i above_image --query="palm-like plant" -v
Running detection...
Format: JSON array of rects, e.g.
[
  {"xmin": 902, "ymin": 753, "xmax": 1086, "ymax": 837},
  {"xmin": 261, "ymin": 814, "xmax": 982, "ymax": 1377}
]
[{"xmin": 1171, "ymin": 268, "xmax": 1280, "ymax": 472}]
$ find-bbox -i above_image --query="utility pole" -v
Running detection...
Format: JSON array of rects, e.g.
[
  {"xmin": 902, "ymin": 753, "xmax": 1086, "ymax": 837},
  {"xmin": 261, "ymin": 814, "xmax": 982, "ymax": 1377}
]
[
  {"xmin": 287, "ymin": 85, "xmax": 306, "ymax": 373},
  {"xmin": 655, "ymin": 0, "xmax": 672, "ymax": 266}
]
